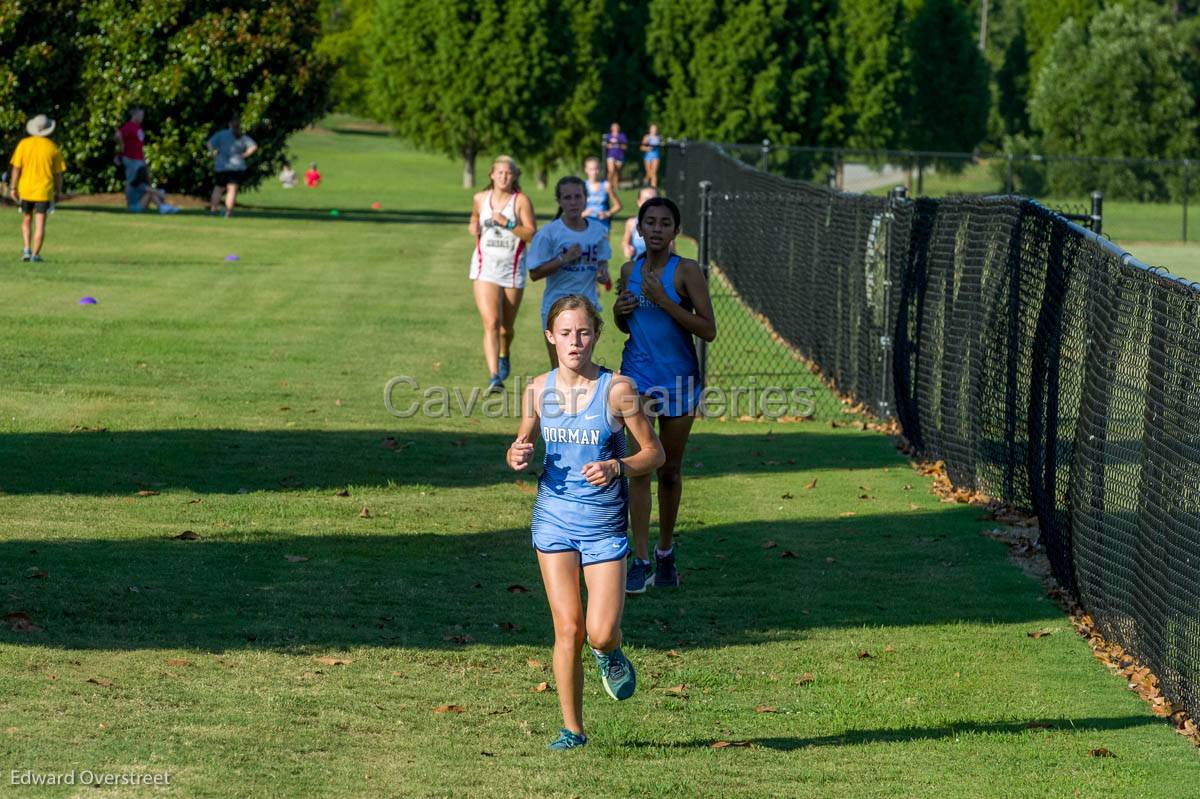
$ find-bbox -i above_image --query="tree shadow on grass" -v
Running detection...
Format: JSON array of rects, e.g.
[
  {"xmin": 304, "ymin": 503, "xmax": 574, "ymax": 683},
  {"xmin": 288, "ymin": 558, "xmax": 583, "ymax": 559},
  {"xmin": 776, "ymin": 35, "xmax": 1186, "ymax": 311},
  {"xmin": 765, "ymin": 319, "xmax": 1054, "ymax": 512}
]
[
  {"xmin": 0, "ymin": 511, "xmax": 1045, "ymax": 653},
  {"xmin": 623, "ymin": 716, "xmax": 1162, "ymax": 750},
  {"xmin": 0, "ymin": 428, "xmax": 905, "ymax": 495},
  {"xmin": 58, "ymin": 204, "xmax": 466, "ymax": 226}
]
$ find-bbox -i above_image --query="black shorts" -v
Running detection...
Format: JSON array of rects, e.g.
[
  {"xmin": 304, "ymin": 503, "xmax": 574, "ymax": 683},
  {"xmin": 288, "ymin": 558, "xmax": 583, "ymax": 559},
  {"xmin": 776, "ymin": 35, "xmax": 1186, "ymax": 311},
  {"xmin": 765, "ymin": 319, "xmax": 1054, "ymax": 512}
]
[
  {"xmin": 214, "ymin": 170, "xmax": 245, "ymax": 188},
  {"xmin": 19, "ymin": 200, "xmax": 49, "ymax": 214}
]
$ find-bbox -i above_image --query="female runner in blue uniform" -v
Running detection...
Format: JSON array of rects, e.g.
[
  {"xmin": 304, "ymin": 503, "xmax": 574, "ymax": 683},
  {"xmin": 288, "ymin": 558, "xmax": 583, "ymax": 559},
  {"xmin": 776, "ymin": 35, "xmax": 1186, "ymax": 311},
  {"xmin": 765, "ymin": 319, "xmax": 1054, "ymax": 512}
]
[
  {"xmin": 640, "ymin": 124, "xmax": 662, "ymax": 189},
  {"xmin": 529, "ymin": 176, "xmax": 613, "ymax": 367},
  {"xmin": 508, "ymin": 294, "xmax": 665, "ymax": 750},
  {"xmin": 613, "ymin": 197, "xmax": 716, "ymax": 593},
  {"xmin": 582, "ymin": 156, "xmax": 622, "ymax": 232}
]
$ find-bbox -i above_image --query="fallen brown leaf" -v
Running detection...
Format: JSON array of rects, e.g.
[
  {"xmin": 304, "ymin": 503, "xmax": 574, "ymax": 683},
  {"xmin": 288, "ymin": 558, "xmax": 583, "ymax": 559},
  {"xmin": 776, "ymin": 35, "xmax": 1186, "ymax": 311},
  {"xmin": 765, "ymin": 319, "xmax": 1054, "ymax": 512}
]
[
  {"xmin": 781, "ymin": 492, "xmax": 794, "ymax": 499},
  {"xmin": 173, "ymin": 530, "xmax": 200, "ymax": 540},
  {"xmin": 359, "ymin": 506, "xmax": 371, "ymax": 519},
  {"xmin": 666, "ymin": 650, "xmax": 681, "ymax": 658},
  {"xmin": 710, "ymin": 740, "xmax": 751, "ymax": 749},
  {"xmin": 780, "ymin": 550, "xmax": 797, "ymax": 559},
  {"xmin": 334, "ymin": 488, "xmax": 350, "ymax": 497},
  {"xmin": 796, "ymin": 672, "xmax": 815, "ymax": 685},
  {"xmin": 26, "ymin": 568, "xmax": 47, "ymax": 579},
  {"xmin": 804, "ymin": 478, "xmax": 818, "ymax": 490},
  {"xmin": 761, "ymin": 540, "xmax": 778, "ymax": 550},
  {"xmin": 884, "ymin": 645, "xmax": 896, "ymax": 653},
  {"xmin": 1089, "ymin": 747, "xmax": 1116, "ymax": 758},
  {"xmin": 526, "ymin": 659, "xmax": 543, "ymax": 669},
  {"xmin": 433, "ymin": 704, "xmax": 466, "ymax": 714},
  {"xmin": 506, "ymin": 584, "xmax": 530, "ymax": 594},
  {"xmin": 165, "ymin": 659, "xmax": 191, "ymax": 667},
  {"xmin": 532, "ymin": 682, "xmax": 549, "ymax": 693},
  {"xmin": 754, "ymin": 705, "xmax": 778, "ymax": 713},
  {"xmin": 857, "ymin": 650, "xmax": 873, "ymax": 660},
  {"xmin": 1028, "ymin": 628, "xmax": 1055, "ymax": 639},
  {"xmin": 136, "ymin": 490, "xmax": 160, "ymax": 497},
  {"xmin": 664, "ymin": 684, "xmax": 688, "ymax": 696},
  {"xmin": 497, "ymin": 621, "xmax": 517, "ymax": 632},
  {"xmin": 87, "ymin": 678, "xmax": 113, "ymax": 687},
  {"xmin": 314, "ymin": 656, "xmax": 352, "ymax": 666}
]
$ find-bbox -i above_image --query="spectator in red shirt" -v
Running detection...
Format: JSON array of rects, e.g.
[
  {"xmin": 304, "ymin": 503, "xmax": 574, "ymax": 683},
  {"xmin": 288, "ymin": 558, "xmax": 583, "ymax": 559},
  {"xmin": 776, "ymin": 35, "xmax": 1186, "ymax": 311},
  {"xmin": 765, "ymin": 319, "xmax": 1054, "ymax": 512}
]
[
  {"xmin": 305, "ymin": 162, "xmax": 321, "ymax": 188},
  {"xmin": 112, "ymin": 107, "xmax": 145, "ymax": 203}
]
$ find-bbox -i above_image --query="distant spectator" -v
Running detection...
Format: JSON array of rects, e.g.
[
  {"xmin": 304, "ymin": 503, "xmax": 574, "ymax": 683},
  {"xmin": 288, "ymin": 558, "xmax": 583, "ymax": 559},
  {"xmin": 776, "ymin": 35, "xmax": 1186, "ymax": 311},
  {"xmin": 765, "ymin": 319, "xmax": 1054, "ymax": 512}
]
[
  {"xmin": 113, "ymin": 107, "xmax": 146, "ymax": 203},
  {"xmin": 602, "ymin": 122, "xmax": 627, "ymax": 185},
  {"xmin": 279, "ymin": 161, "xmax": 296, "ymax": 188},
  {"xmin": 305, "ymin": 162, "xmax": 321, "ymax": 188},
  {"xmin": 207, "ymin": 116, "xmax": 257, "ymax": 218},
  {"xmin": 9, "ymin": 114, "xmax": 66, "ymax": 262},
  {"xmin": 126, "ymin": 165, "xmax": 179, "ymax": 214}
]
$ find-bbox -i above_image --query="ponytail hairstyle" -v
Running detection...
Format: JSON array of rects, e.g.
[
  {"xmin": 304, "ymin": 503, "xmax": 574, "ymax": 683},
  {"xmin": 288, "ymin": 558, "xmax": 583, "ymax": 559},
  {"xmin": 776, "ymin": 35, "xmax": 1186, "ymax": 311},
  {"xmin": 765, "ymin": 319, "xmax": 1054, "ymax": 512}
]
[
  {"xmin": 553, "ymin": 175, "xmax": 586, "ymax": 220},
  {"xmin": 545, "ymin": 294, "xmax": 604, "ymax": 336},
  {"xmin": 484, "ymin": 155, "xmax": 522, "ymax": 193}
]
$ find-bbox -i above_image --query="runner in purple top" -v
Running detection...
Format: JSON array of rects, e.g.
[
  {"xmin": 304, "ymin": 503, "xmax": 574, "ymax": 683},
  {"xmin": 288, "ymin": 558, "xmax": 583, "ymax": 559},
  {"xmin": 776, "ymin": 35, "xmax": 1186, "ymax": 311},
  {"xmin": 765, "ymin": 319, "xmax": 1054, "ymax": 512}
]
[{"xmin": 603, "ymin": 122, "xmax": 627, "ymax": 186}]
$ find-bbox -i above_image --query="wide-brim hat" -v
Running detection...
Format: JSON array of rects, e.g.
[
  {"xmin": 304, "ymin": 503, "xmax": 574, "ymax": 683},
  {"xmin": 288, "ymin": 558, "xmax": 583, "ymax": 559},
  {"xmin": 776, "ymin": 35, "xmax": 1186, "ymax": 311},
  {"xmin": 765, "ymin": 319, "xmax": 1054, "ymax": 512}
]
[{"xmin": 26, "ymin": 114, "xmax": 55, "ymax": 137}]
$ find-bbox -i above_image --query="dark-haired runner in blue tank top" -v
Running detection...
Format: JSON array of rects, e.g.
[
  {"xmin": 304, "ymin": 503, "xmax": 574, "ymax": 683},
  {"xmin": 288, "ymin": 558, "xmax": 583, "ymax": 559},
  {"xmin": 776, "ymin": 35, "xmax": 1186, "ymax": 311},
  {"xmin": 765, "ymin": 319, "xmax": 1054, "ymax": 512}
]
[{"xmin": 613, "ymin": 197, "xmax": 716, "ymax": 593}]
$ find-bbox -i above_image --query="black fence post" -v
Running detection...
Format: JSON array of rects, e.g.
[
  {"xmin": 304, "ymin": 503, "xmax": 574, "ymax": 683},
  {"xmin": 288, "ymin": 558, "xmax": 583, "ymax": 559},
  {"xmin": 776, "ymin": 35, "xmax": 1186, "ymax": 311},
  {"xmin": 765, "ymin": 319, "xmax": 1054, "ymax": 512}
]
[
  {"xmin": 760, "ymin": 139, "xmax": 771, "ymax": 172},
  {"xmin": 1090, "ymin": 191, "xmax": 1103, "ymax": 236},
  {"xmin": 1184, "ymin": 159, "xmax": 1190, "ymax": 243},
  {"xmin": 698, "ymin": 180, "xmax": 713, "ymax": 387},
  {"xmin": 879, "ymin": 186, "xmax": 908, "ymax": 419}
]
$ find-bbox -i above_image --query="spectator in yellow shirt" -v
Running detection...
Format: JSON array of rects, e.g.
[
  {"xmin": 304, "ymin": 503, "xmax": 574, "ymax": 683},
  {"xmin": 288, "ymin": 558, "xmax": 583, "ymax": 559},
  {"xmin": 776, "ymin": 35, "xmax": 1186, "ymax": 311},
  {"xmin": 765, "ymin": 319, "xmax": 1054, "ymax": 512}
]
[{"xmin": 9, "ymin": 114, "xmax": 66, "ymax": 263}]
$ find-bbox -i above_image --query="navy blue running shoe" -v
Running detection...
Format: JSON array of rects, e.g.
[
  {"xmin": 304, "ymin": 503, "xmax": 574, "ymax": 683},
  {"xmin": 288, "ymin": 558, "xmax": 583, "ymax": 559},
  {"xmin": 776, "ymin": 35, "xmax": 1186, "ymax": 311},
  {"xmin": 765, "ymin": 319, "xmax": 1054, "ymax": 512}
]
[
  {"xmin": 625, "ymin": 557, "xmax": 651, "ymax": 594},
  {"xmin": 497, "ymin": 355, "xmax": 511, "ymax": 381},
  {"xmin": 652, "ymin": 549, "xmax": 679, "ymax": 588},
  {"xmin": 487, "ymin": 375, "xmax": 504, "ymax": 395}
]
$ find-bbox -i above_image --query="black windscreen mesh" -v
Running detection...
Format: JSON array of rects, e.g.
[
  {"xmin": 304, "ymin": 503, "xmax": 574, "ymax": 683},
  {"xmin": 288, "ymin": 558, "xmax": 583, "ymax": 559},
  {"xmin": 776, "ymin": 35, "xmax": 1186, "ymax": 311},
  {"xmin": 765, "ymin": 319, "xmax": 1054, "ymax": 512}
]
[{"xmin": 665, "ymin": 140, "xmax": 1200, "ymax": 722}]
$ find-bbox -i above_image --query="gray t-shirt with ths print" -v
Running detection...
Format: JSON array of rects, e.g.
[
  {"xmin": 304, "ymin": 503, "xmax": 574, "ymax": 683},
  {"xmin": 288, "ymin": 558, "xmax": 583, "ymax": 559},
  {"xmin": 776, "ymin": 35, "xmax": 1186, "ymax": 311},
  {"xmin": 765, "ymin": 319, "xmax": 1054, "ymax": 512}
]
[{"xmin": 208, "ymin": 129, "xmax": 256, "ymax": 172}]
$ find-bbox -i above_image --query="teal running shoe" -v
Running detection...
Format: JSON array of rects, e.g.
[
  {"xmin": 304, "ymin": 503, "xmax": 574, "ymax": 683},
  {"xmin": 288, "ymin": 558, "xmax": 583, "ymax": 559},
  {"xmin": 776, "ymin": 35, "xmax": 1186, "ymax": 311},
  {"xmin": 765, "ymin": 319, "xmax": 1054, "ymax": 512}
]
[
  {"xmin": 548, "ymin": 728, "xmax": 588, "ymax": 750},
  {"xmin": 593, "ymin": 646, "xmax": 637, "ymax": 701},
  {"xmin": 497, "ymin": 355, "xmax": 511, "ymax": 381}
]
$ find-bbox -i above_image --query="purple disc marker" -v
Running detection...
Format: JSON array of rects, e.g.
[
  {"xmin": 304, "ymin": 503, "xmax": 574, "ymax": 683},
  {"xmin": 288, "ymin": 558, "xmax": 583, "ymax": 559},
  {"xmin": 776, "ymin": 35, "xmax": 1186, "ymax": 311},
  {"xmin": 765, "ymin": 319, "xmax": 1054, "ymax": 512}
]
[
  {"xmin": 79, "ymin": 296, "xmax": 97, "ymax": 305},
  {"xmin": 225, "ymin": 254, "xmax": 240, "ymax": 262}
]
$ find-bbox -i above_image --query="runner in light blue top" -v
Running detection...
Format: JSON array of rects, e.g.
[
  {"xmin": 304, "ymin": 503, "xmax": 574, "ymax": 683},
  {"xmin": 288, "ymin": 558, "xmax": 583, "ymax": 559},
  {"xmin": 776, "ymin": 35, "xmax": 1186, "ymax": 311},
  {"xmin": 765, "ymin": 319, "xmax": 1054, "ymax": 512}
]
[
  {"xmin": 529, "ymin": 176, "xmax": 613, "ymax": 366},
  {"xmin": 640, "ymin": 124, "xmax": 663, "ymax": 189},
  {"xmin": 613, "ymin": 197, "xmax": 716, "ymax": 595},
  {"xmin": 622, "ymin": 186, "xmax": 659, "ymax": 261},
  {"xmin": 582, "ymin": 156, "xmax": 621, "ymax": 231},
  {"xmin": 508, "ymin": 294, "xmax": 665, "ymax": 751}
]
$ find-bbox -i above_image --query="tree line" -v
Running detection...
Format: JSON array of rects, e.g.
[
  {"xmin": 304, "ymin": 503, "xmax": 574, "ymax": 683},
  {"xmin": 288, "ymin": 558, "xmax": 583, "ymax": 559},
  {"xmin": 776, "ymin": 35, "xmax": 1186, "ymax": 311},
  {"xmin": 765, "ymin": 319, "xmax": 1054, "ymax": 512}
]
[
  {"xmin": 2, "ymin": 0, "xmax": 332, "ymax": 196},
  {"xmin": 327, "ymin": 0, "xmax": 1200, "ymax": 200}
]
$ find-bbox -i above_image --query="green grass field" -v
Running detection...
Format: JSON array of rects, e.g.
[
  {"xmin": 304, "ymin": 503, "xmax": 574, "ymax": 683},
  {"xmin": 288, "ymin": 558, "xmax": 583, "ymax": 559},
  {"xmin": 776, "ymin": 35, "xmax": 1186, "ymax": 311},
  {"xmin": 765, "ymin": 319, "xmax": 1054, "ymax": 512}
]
[{"xmin": 1, "ymin": 121, "xmax": 1197, "ymax": 797}]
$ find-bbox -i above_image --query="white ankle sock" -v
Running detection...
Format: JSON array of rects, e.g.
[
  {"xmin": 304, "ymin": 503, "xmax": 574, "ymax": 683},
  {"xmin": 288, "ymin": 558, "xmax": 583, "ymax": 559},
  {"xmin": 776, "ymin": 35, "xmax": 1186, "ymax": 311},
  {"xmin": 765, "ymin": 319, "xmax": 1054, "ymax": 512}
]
[{"xmin": 656, "ymin": 546, "xmax": 673, "ymax": 558}]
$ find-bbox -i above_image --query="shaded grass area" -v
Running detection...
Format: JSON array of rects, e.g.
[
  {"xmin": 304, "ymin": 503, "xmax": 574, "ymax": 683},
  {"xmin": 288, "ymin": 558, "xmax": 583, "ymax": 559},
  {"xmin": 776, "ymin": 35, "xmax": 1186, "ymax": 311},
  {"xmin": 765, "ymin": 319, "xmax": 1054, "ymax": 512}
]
[{"xmin": 1, "ymin": 121, "xmax": 1197, "ymax": 797}]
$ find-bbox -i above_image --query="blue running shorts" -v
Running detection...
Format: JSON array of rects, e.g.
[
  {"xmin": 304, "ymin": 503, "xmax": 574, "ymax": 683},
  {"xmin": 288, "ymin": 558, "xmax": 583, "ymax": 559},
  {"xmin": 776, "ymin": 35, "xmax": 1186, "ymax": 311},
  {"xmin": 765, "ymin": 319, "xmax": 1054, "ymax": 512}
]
[{"xmin": 533, "ymin": 529, "xmax": 630, "ymax": 566}]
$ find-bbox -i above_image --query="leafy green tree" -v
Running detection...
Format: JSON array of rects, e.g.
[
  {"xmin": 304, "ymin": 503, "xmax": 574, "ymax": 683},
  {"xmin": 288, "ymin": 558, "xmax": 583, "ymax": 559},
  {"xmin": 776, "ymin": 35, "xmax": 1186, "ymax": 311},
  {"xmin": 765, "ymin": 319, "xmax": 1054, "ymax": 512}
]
[
  {"xmin": 318, "ymin": 0, "xmax": 375, "ymax": 117},
  {"xmin": 1024, "ymin": 0, "xmax": 1100, "ymax": 83},
  {"xmin": 837, "ymin": 0, "xmax": 909, "ymax": 150},
  {"xmin": 904, "ymin": 0, "xmax": 990, "ymax": 152},
  {"xmin": 1, "ymin": 0, "xmax": 333, "ymax": 196},
  {"xmin": 1030, "ymin": 5, "xmax": 1195, "ymax": 200},
  {"xmin": 646, "ymin": 0, "xmax": 843, "ymax": 147},
  {"xmin": 371, "ymin": 0, "xmax": 564, "ymax": 188},
  {"xmin": 0, "ymin": 1, "xmax": 87, "ymax": 163}
]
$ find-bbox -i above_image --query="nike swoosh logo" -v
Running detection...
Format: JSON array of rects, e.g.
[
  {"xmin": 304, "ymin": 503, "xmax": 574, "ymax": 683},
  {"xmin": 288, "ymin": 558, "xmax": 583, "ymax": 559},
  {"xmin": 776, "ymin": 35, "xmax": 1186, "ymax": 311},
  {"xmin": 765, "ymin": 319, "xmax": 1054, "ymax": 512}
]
[{"xmin": 585, "ymin": 413, "xmax": 601, "ymax": 420}]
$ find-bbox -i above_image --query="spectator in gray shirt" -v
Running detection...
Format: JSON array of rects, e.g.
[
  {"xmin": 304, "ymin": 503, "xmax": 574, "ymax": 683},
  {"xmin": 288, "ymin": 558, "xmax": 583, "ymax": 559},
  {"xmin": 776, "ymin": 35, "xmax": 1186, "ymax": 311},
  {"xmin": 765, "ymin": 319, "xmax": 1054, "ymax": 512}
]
[{"xmin": 207, "ymin": 116, "xmax": 257, "ymax": 218}]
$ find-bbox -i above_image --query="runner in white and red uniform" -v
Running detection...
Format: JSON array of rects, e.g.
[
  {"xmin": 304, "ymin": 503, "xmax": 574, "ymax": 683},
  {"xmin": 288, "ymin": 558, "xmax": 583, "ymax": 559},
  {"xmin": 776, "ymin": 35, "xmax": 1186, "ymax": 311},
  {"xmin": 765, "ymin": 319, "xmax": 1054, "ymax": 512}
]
[{"xmin": 468, "ymin": 155, "xmax": 537, "ymax": 393}]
